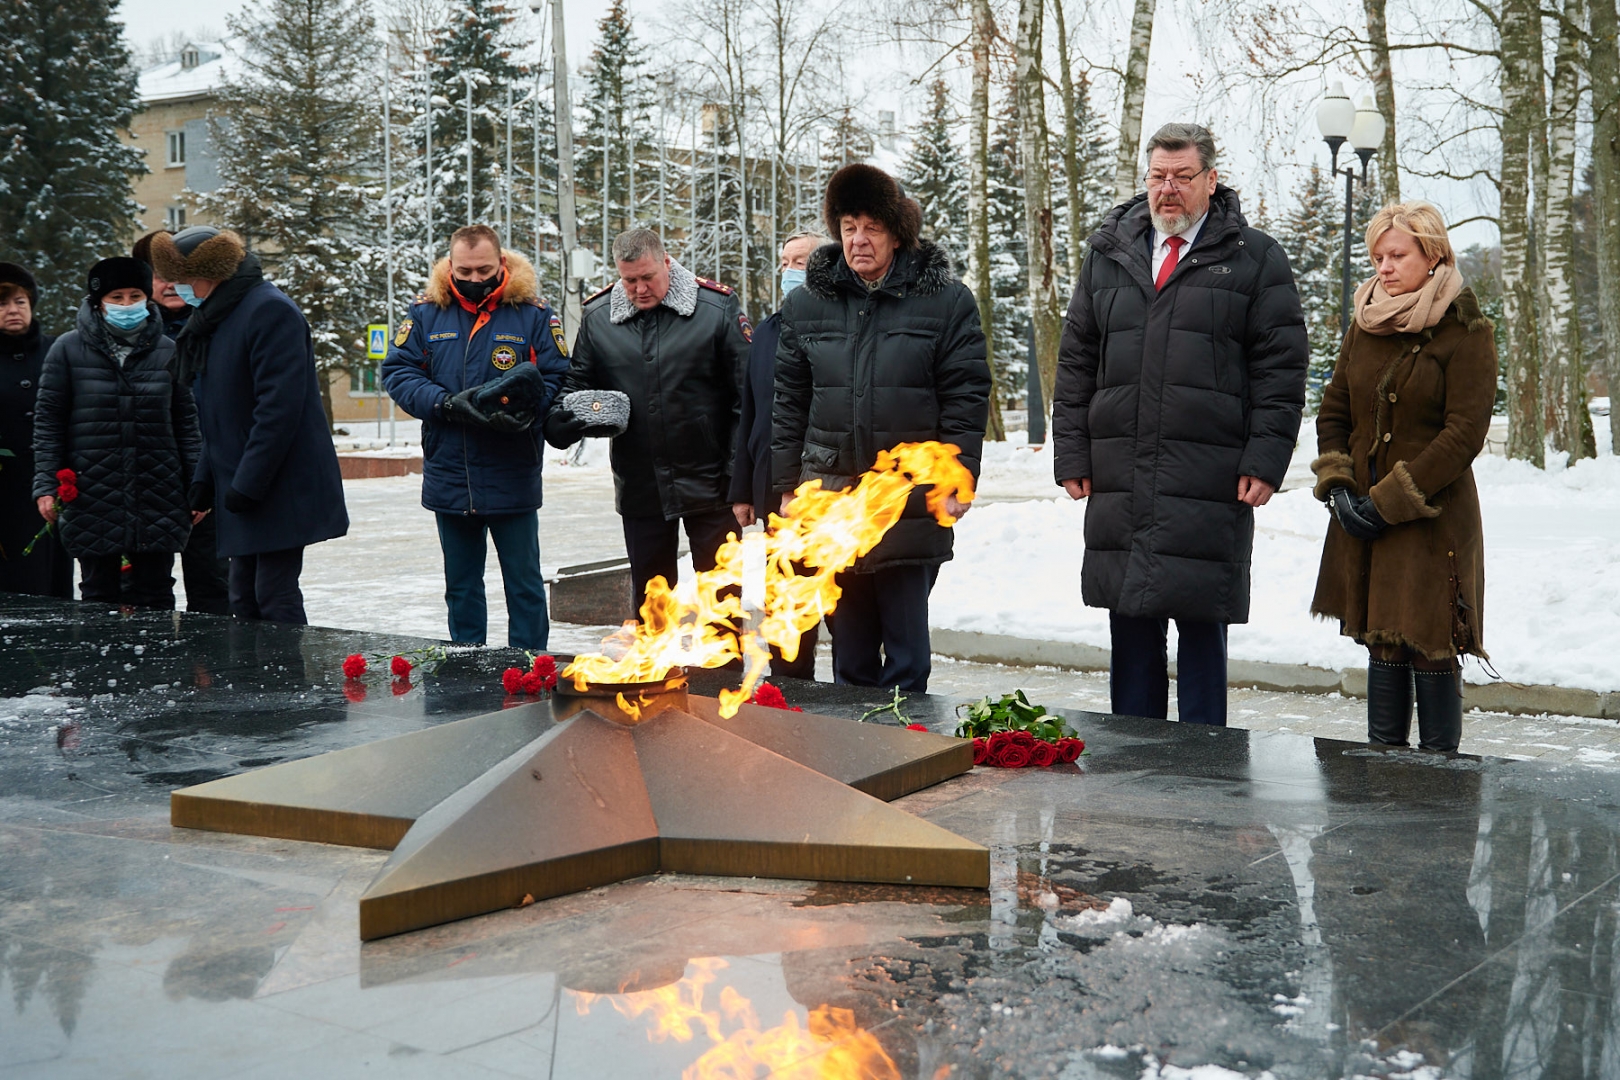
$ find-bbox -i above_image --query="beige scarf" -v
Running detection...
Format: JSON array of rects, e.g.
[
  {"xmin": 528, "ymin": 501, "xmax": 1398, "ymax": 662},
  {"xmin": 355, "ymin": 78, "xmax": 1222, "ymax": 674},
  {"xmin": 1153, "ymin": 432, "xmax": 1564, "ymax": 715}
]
[{"xmin": 1353, "ymin": 262, "xmax": 1463, "ymax": 336}]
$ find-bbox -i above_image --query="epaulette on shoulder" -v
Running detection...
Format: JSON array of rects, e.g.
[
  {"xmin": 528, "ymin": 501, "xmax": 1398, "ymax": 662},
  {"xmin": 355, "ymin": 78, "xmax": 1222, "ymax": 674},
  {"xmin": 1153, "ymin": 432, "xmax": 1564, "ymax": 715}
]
[
  {"xmin": 695, "ymin": 276, "xmax": 734, "ymax": 296},
  {"xmin": 584, "ymin": 282, "xmax": 614, "ymax": 305}
]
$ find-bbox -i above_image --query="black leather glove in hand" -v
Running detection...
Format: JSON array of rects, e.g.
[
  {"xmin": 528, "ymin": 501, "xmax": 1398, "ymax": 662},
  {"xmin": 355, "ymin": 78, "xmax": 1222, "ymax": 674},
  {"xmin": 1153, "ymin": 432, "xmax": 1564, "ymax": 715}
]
[
  {"xmin": 484, "ymin": 409, "xmax": 536, "ymax": 434},
  {"xmin": 189, "ymin": 481, "xmax": 214, "ymax": 513},
  {"xmin": 1329, "ymin": 487, "xmax": 1387, "ymax": 541},
  {"xmin": 224, "ymin": 486, "xmax": 261, "ymax": 514},
  {"xmin": 543, "ymin": 409, "xmax": 590, "ymax": 449},
  {"xmin": 439, "ymin": 388, "xmax": 488, "ymax": 426}
]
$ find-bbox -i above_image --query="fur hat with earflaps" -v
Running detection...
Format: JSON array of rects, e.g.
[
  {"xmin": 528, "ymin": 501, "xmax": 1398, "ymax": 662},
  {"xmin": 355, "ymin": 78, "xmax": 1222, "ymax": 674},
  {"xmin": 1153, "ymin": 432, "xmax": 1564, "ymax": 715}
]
[
  {"xmin": 148, "ymin": 226, "xmax": 247, "ymax": 282},
  {"xmin": 823, "ymin": 164, "xmax": 922, "ymax": 251}
]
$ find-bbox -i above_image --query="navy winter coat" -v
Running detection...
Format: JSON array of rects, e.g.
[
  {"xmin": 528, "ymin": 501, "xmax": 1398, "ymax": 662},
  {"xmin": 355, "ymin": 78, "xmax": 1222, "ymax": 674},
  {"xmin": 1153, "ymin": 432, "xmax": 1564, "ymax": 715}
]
[
  {"xmin": 382, "ymin": 252, "xmax": 568, "ymax": 516},
  {"xmin": 32, "ymin": 303, "xmax": 200, "ymax": 558},
  {"xmin": 727, "ymin": 310, "xmax": 782, "ymax": 517},
  {"xmin": 192, "ymin": 280, "xmax": 349, "ymax": 557}
]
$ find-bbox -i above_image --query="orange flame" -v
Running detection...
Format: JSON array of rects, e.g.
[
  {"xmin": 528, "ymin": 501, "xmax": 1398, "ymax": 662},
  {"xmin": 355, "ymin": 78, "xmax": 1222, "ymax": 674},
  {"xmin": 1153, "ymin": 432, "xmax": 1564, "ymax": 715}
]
[
  {"xmin": 570, "ymin": 958, "xmax": 900, "ymax": 1079},
  {"xmin": 562, "ymin": 441, "xmax": 974, "ymax": 716}
]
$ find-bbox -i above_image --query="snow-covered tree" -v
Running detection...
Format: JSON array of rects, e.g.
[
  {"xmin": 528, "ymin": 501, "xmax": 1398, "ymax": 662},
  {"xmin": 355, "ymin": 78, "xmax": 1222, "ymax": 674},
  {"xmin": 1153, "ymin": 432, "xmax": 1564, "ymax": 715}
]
[
  {"xmin": 1051, "ymin": 70, "xmax": 1113, "ymax": 291},
  {"xmin": 986, "ymin": 88, "xmax": 1028, "ymax": 399},
  {"xmin": 201, "ymin": 0, "xmax": 385, "ymax": 427},
  {"xmin": 903, "ymin": 80, "xmax": 968, "ymax": 268},
  {"xmin": 0, "ymin": 0, "xmax": 144, "ymax": 329},
  {"xmin": 579, "ymin": 0, "xmax": 656, "ymax": 255}
]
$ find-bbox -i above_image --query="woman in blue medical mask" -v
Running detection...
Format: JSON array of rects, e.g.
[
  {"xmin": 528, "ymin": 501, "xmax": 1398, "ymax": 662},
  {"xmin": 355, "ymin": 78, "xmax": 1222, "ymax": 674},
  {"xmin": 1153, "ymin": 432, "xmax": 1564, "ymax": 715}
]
[{"xmin": 30, "ymin": 257, "xmax": 203, "ymax": 609}]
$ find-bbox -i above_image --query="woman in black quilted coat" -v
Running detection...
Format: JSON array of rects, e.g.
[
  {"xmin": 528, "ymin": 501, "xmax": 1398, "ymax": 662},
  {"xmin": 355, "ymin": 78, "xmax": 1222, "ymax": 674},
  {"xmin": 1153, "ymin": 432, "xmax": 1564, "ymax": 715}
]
[{"xmin": 31, "ymin": 258, "xmax": 201, "ymax": 608}]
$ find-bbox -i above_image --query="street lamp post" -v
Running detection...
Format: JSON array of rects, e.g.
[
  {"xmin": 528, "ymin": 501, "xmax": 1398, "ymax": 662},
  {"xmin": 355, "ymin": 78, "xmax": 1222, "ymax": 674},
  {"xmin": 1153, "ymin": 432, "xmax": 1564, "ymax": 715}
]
[{"xmin": 1315, "ymin": 81, "xmax": 1386, "ymax": 336}]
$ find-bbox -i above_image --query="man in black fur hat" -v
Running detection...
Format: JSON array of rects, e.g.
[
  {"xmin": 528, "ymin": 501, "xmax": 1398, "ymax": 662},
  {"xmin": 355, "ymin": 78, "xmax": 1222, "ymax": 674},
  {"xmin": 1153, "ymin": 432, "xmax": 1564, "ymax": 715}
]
[{"xmin": 771, "ymin": 164, "xmax": 991, "ymax": 692}]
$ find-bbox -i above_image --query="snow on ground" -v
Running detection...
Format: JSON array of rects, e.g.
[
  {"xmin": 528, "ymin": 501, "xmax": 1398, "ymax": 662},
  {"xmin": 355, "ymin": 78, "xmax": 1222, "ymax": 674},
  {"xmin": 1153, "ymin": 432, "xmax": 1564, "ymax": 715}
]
[{"xmin": 941, "ymin": 417, "xmax": 1619, "ymax": 691}]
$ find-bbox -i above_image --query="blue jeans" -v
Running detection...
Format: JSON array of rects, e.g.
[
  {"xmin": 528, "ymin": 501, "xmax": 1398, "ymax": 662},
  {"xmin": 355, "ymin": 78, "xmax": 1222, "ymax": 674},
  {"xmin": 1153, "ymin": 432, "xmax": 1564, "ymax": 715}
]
[
  {"xmin": 1109, "ymin": 612, "xmax": 1228, "ymax": 726},
  {"xmin": 436, "ymin": 511, "xmax": 548, "ymax": 650}
]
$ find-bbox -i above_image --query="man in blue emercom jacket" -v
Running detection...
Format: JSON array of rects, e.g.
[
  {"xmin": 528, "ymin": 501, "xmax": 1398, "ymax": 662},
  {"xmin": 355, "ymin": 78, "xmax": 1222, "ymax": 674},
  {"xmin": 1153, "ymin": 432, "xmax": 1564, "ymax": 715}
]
[{"xmin": 382, "ymin": 225, "xmax": 569, "ymax": 650}]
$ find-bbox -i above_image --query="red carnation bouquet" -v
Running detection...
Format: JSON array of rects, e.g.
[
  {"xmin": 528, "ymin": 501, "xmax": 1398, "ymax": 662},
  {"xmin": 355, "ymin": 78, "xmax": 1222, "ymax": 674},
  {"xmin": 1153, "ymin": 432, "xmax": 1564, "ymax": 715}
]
[
  {"xmin": 23, "ymin": 469, "xmax": 79, "ymax": 556},
  {"xmin": 502, "ymin": 653, "xmax": 559, "ymax": 697},
  {"xmin": 749, "ymin": 681, "xmax": 804, "ymax": 712},
  {"xmin": 338, "ymin": 645, "xmax": 447, "ymax": 695},
  {"xmin": 955, "ymin": 690, "xmax": 1086, "ymax": 769}
]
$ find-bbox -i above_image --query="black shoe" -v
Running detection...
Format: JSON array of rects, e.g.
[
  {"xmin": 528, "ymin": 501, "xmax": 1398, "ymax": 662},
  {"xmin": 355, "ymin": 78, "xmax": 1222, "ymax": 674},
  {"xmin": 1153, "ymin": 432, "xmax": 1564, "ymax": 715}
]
[
  {"xmin": 1415, "ymin": 667, "xmax": 1463, "ymax": 752},
  {"xmin": 1366, "ymin": 659, "xmax": 1413, "ymax": 746}
]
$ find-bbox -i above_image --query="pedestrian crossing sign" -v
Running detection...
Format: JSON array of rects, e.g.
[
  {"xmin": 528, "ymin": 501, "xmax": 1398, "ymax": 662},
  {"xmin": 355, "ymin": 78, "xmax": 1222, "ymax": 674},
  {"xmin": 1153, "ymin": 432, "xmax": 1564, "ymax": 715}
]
[{"xmin": 367, "ymin": 324, "xmax": 388, "ymax": 360}]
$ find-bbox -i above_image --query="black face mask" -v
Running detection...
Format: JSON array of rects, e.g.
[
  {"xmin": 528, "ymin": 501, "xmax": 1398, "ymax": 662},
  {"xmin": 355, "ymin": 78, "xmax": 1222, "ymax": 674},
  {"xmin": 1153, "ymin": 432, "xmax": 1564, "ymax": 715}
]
[{"xmin": 454, "ymin": 272, "xmax": 502, "ymax": 304}]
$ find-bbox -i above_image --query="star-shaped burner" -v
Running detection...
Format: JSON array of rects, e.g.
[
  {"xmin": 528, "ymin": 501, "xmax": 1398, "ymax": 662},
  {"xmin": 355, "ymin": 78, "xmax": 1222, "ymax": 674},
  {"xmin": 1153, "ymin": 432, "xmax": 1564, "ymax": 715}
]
[{"xmin": 171, "ymin": 675, "xmax": 988, "ymax": 940}]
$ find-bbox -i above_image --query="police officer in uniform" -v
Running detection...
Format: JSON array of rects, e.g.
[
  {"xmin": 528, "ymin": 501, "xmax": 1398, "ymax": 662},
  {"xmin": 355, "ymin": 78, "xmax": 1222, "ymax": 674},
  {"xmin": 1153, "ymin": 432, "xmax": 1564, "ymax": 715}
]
[
  {"xmin": 545, "ymin": 228, "xmax": 752, "ymax": 609},
  {"xmin": 383, "ymin": 225, "xmax": 570, "ymax": 650}
]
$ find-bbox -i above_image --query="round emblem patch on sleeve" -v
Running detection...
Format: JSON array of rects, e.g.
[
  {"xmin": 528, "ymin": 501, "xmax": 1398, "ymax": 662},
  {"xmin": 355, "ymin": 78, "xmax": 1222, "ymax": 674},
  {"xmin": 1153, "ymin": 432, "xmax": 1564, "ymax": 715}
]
[
  {"xmin": 394, "ymin": 318, "xmax": 413, "ymax": 347},
  {"xmin": 491, "ymin": 344, "xmax": 518, "ymax": 371}
]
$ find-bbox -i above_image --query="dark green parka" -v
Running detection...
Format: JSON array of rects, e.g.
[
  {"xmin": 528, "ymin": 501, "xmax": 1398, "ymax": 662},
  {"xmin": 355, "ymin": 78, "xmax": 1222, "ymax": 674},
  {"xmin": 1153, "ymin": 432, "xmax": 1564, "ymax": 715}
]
[{"xmin": 771, "ymin": 239, "xmax": 991, "ymax": 570}]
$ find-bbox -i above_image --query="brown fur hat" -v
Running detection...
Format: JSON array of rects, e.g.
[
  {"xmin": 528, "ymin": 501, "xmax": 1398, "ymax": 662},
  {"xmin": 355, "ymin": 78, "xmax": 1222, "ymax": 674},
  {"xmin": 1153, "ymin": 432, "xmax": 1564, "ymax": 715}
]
[
  {"xmin": 148, "ymin": 226, "xmax": 247, "ymax": 282},
  {"xmin": 824, "ymin": 164, "xmax": 922, "ymax": 250}
]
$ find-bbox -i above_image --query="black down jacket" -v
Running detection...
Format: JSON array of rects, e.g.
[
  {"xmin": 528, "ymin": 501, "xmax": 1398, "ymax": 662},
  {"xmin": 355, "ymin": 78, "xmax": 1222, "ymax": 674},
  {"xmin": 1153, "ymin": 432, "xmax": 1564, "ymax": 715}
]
[
  {"xmin": 1052, "ymin": 186, "xmax": 1307, "ymax": 623},
  {"xmin": 0, "ymin": 321, "xmax": 71, "ymax": 596},
  {"xmin": 32, "ymin": 303, "xmax": 200, "ymax": 558},
  {"xmin": 549, "ymin": 259, "xmax": 751, "ymax": 520},
  {"xmin": 772, "ymin": 240, "xmax": 991, "ymax": 570}
]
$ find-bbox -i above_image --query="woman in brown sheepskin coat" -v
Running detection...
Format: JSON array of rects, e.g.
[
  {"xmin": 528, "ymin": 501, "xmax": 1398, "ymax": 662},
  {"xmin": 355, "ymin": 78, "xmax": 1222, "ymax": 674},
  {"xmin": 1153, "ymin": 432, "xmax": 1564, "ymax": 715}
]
[{"xmin": 1310, "ymin": 202, "xmax": 1496, "ymax": 753}]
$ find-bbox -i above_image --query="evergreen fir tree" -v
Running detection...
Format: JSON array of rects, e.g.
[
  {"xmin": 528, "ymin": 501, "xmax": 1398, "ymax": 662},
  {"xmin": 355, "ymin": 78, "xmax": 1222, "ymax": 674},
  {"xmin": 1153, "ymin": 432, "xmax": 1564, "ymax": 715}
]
[
  {"xmin": 0, "ymin": 0, "xmax": 144, "ymax": 329},
  {"xmin": 821, "ymin": 109, "xmax": 875, "ymax": 173},
  {"xmin": 202, "ymin": 0, "xmax": 385, "ymax": 427},
  {"xmin": 1051, "ymin": 70, "xmax": 1113, "ymax": 288},
  {"xmin": 579, "ymin": 0, "xmax": 655, "ymax": 253},
  {"xmin": 985, "ymin": 86, "xmax": 1027, "ymax": 395},
  {"xmin": 902, "ymin": 80, "xmax": 969, "ymax": 268},
  {"xmin": 424, "ymin": 0, "xmax": 528, "ymax": 233}
]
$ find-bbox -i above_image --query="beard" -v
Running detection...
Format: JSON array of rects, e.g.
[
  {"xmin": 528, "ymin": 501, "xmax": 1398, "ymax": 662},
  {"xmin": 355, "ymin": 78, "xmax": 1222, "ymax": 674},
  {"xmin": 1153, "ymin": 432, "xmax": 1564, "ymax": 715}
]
[{"xmin": 1149, "ymin": 205, "xmax": 1197, "ymax": 236}]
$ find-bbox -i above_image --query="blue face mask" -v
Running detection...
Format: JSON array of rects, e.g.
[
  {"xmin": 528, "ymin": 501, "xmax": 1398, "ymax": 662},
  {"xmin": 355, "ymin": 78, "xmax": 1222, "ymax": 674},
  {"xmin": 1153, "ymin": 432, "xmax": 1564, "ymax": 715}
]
[
  {"xmin": 103, "ymin": 301, "xmax": 149, "ymax": 331},
  {"xmin": 173, "ymin": 284, "xmax": 204, "ymax": 308},
  {"xmin": 780, "ymin": 267, "xmax": 806, "ymax": 297}
]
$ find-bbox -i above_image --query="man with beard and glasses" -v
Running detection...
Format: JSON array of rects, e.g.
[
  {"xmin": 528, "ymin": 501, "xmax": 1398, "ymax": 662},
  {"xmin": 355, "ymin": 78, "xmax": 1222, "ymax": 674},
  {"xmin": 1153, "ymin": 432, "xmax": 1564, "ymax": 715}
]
[
  {"xmin": 382, "ymin": 224, "xmax": 569, "ymax": 650},
  {"xmin": 151, "ymin": 226, "xmax": 349, "ymax": 625},
  {"xmin": 1052, "ymin": 122, "xmax": 1306, "ymax": 726}
]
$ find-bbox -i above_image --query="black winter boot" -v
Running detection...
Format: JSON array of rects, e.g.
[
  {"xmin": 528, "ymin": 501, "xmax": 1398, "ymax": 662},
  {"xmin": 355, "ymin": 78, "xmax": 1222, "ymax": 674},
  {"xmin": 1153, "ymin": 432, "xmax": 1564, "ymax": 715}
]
[
  {"xmin": 1366, "ymin": 659, "xmax": 1414, "ymax": 746},
  {"xmin": 1415, "ymin": 666, "xmax": 1464, "ymax": 752}
]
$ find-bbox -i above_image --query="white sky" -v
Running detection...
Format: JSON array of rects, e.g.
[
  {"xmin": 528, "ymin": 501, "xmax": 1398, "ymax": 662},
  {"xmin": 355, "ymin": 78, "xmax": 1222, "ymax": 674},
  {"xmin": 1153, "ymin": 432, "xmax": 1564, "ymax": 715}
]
[{"xmin": 115, "ymin": 0, "xmax": 1499, "ymax": 250}]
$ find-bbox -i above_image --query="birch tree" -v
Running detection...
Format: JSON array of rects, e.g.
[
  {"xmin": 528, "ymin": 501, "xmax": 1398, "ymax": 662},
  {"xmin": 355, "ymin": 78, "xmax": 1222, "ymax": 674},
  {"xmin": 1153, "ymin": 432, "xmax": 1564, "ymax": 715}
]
[
  {"xmin": 1590, "ymin": 0, "xmax": 1620, "ymax": 453},
  {"xmin": 1499, "ymin": 0, "xmax": 1546, "ymax": 464},
  {"xmin": 1111, "ymin": 0, "xmax": 1155, "ymax": 202},
  {"xmin": 1052, "ymin": 0, "xmax": 1083, "ymax": 286},
  {"xmin": 1362, "ymin": 0, "xmax": 1399, "ymax": 202},
  {"xmin": 968, "ymin": 0, "xmax": 1003, "ymax": 440},
  {"xmin": 1015, "ymin": 0, "xmax": 1062, "ymax": 408}
]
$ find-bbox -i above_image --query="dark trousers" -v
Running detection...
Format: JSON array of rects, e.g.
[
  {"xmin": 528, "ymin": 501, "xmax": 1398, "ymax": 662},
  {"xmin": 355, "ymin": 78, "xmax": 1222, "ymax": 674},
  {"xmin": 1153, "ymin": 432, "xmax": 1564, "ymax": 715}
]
[
  {"xmin": 620, "ymin": 509, "xmax": 737, "ymax": 608},
  {"xmin": 828, "ymin": 564, "xmax": 933, "ymax": 692},
  {"xmin": 436, "ymin": 511, "xmax": 548, "ymax": 650},
  {"xmin": 770, "ymin": 620, "xmax": 819, "ymax": 681},
  {"xmin": 229, "ymin": 547, "xmax": 306, "ymax": 625},
  {"xmin": 1109, "ymin": 612, "xmax": 1228, "ymax": 726},
  {"xmin": 80, "ymin": 552, "xmax": 175, "ymax": 609},
  {"xmin": 180, "ymin": 510, "xmax": 230, "ymax": 615}
]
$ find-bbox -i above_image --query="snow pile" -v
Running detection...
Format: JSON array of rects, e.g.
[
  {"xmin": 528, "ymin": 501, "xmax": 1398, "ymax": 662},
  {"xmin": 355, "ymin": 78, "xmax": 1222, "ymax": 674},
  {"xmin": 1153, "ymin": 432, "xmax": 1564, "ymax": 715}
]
[{"xmin": 941, "ymin": 428, "xmax": 1620, "ymax": 691}]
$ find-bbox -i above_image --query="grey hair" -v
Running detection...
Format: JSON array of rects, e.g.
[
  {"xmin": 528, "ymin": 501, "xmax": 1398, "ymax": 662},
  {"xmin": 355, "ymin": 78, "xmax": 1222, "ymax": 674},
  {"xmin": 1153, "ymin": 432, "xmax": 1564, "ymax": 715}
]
[
  {"xmin": 611, "ymin": 228, "xmax": 666, "ymax": 264},
  {"xmin": 782, "ymin": 230, "xmax": 830, "ymax": 251},
  {"xmin": 1144, "ymin": 123, "xmax": 1218, "ymax": 172}
]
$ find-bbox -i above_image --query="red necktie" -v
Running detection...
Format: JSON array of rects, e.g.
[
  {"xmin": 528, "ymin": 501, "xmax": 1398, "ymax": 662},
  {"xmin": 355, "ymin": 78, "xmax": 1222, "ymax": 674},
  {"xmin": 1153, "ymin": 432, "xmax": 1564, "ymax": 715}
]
[{"xmin": 1155, "ymin": 235, "xmax": 1185, "ymax": 292}]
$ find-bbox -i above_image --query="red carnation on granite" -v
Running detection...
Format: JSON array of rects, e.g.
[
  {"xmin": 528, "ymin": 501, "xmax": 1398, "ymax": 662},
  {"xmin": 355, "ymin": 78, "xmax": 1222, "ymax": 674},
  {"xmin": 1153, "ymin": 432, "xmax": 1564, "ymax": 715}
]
[
  {"xmin": 530, "ymin": 654, "xmax": 558, "ymax": 690},
  {"xmin": 996, "ymin": 743, "xmax": 1033, "ymax": 769},
  {"xmin": 972, "ymin": 737, "xmax": 989, "ymax": 765},
  {"xmin": 750, "ymin": 682, "xmax": 803, "ymax": 711},
  {"xmin": 1030, "ymin": 741, "xmax": 1059, "ymax": 768},
  {"xmin": 519, "ymin": 671, "xmax": 544, "ymax": 695},
  {"xmin": 342, "ymin": 654, "xmax": 367, "ymax": 679},
  {"xmin": 390, "ymin": 655, "xmax": 413, "ymax": 678},
  {"xmin": 501, "ymin": 667, "xmax": 525, "ymax": 694},
  {"xmin": 906, "ymin": 723, "xmax": 929, "ymax": 732}
]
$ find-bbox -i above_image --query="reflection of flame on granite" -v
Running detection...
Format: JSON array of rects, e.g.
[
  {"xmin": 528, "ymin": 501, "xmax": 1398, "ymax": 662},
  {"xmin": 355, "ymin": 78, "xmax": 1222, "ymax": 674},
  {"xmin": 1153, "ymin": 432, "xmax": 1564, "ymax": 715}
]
[
  {"xmin": 562, "ymin": 441, "xmax": 976, "ymax": 717},
  {"xmin": 569, "ymin": 957, "xmax": 900, "ymax": 1079}
]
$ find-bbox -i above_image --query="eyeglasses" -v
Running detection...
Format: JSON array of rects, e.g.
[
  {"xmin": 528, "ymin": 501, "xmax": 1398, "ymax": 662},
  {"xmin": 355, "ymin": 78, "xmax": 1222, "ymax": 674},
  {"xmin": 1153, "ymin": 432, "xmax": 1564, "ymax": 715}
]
[{"xmin": 1142, "ymin": 167, "xmax": 1210, "ymax": 191}]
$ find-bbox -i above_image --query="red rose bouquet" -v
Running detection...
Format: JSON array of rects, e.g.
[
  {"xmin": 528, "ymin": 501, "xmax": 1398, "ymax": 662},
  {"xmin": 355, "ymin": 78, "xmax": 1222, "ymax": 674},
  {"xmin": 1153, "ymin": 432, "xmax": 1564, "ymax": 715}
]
[{"xmin": 954, "ymin": 690, "xmax": 1087, "ymax": 769}]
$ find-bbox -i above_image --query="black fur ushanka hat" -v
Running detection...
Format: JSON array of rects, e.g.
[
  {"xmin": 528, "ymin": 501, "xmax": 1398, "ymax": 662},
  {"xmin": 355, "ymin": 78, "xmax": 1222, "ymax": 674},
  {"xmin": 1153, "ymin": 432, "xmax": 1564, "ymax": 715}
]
[{"xmin": 823, "ymin": 164, "xmax": 923, "ymax": 250}]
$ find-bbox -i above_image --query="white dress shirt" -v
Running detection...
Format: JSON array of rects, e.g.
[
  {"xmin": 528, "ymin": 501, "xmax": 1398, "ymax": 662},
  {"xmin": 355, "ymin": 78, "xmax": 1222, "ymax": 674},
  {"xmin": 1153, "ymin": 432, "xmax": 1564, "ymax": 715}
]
[{"xmin": 1151, "ymin": 212, "xmax": 1208, "ymax": 283}]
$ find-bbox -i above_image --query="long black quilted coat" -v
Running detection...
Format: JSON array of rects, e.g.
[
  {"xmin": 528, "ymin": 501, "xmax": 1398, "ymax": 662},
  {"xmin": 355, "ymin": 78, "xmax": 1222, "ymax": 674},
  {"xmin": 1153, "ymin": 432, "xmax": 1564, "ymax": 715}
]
[
  {"xmin": 1051, "ymin": 187, "xmax": 1307, "ymax": 624},
  {"xmin": 31, "ymin": 303, "xmax": 200, "ymax": 558},
  {"xmin": 772, "ymin": 240, "xmax": 990, "ymax": 570}
]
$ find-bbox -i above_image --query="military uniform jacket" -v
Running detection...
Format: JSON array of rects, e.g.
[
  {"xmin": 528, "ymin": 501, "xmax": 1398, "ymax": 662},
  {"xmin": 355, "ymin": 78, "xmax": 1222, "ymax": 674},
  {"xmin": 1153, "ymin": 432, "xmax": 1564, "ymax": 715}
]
[
  {"xmin": 383, "ymin": 251, "xmax": 569, "ymax": 516},
  {"xmin": 552, "ymin": 258, "xmax": 750, "ymax": 520}
]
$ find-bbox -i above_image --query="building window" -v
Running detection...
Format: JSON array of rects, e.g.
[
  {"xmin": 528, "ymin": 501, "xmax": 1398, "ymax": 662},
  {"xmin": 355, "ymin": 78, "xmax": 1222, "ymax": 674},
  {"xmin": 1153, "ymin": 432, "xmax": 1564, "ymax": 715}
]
[
  {"xmin": 166, "ymin": 130, "xmax": 185, "ymax": 167},
  {"xmin": 165, "ymin": 205, "xmax": 186, "ymax": 230},
  {"xmin": 181, "ymin": 47, "xmax": 199, "ymax": 69},
  {"xmin": 349, "ymin": 367, "xmax": 379, "ymax": 393}
]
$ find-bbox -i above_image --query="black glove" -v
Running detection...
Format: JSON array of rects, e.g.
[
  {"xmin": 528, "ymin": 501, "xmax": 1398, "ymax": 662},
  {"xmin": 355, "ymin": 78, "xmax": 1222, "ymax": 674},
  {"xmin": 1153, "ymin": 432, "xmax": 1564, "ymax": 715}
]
[
  {"xmin": 1329, "ymin": 487, "xmax": 1386, "ymax": 541},
  {"xmin": 438, "ymin": 388, "xmax": 489, "ymax": 426},
  {"xmin": 543, "ymin": 409, "xmax": 590, "ymax": 449},
  {"xmin": 189, "ymin": 480, "xmax": 214, "ymax": 512},
  {"xmin": 223, "ymin": 486, "xmax": 261, "ymax": 514},
  {"xmin": 483, "ymin": 409, "xmax": 536, "ymax": 434}
]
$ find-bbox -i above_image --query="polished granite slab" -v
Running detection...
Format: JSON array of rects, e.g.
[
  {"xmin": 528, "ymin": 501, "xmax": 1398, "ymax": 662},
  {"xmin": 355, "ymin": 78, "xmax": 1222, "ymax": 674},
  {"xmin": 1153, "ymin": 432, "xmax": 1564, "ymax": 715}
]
[{"xmin": 2, "ymin": 594, "xmax": 1619, "ymax": 1078}]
